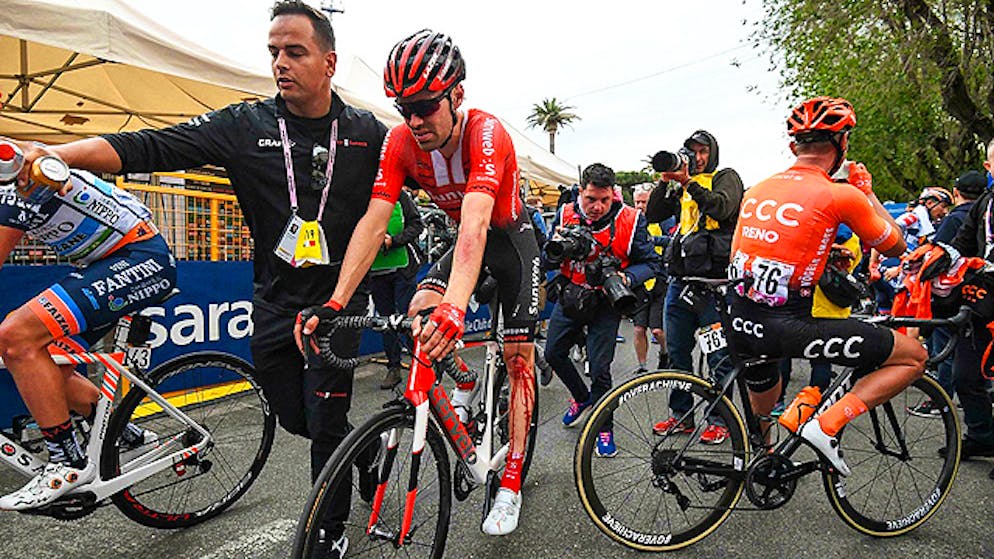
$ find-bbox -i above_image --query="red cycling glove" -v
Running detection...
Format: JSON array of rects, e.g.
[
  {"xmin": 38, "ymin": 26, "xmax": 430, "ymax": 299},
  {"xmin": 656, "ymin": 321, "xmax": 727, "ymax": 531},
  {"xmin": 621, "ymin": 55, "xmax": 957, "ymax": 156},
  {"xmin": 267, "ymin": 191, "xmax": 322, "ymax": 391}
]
[
  {"xmin": 847, "ymin": 162, "xmax": 873, "ymax": 195},
  {"xmin": 428, "ymin": 303, "xmax": 466, "ymax": 343}
]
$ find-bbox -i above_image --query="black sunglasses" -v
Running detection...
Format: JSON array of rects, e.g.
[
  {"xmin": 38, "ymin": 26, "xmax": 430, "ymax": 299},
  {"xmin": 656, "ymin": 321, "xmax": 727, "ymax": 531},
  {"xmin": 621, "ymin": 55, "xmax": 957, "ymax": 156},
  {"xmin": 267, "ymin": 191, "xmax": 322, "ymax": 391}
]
[
  {"xmin": 394, "ymin": 90, "xmax": 450, "ymax": 120},
  {"xmin": 311, "ymin": 143, "xmax": 330, "ymax": 191}
]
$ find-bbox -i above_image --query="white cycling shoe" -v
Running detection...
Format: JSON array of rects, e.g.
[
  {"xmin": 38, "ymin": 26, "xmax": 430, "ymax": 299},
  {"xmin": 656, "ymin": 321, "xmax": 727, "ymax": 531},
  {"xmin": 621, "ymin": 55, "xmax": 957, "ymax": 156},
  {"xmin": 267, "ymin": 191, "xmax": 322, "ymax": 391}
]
[
  {"xmin": 482, "ymin": 488, "xmax": 521, "ymax": 536},
  {"xmin": 800, "ymin": 420, "xmax": 851, "ymax": 476},
  {"xmin": 0, "ymin": 461, "xmax": 96, "ymax": 511}
]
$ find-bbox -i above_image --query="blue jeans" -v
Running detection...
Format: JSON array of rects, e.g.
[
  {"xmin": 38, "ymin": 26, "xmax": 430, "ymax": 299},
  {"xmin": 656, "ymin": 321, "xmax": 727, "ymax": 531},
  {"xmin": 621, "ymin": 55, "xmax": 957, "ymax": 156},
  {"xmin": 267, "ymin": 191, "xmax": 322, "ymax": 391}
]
[
  {"xmin": 545, "ymin": 300, "xmax": 621, "ymax": 430},
  {"xmin": 369, "ymin": 271, "xmax": 416, "ymax": 368},
  {"xmin": 777, "ymin": 359, "xmax": 833, "ymax": 403},
  {"xmin": 928, "ymin": 327, "xmax": 955, "ymax": 398},
  {"xmin": 664, "ymin": 279, "xmax": 732, "ymax": 424}
]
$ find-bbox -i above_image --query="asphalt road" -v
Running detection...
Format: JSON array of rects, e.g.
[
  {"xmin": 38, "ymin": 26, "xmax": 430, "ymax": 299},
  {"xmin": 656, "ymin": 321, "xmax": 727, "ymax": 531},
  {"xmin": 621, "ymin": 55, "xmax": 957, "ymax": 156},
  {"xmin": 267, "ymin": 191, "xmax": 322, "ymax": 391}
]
[{"xmin": 3, "ymin": 320, "xmax": 994, "ymax": 559}]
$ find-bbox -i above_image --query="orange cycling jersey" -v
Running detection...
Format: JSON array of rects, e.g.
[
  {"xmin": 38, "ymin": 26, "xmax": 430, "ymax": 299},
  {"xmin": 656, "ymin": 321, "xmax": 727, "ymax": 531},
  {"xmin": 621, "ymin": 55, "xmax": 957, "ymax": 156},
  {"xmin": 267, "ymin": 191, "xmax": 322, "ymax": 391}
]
[
  {"xmin": 371, "ymin": 109, "xmax": 522, "ymax": 229},
  {"xmin": 730, "ymin": 163, "xmax": 900, "ymax": 306}
]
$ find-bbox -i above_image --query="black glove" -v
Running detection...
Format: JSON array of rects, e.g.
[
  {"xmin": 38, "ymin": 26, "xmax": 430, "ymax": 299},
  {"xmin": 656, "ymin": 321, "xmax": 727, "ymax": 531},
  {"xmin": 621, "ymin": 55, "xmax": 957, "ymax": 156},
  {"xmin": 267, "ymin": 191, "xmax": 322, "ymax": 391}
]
[{"xmin": 298, "ymin": 302, "xmax": 342, "ymax": 336}]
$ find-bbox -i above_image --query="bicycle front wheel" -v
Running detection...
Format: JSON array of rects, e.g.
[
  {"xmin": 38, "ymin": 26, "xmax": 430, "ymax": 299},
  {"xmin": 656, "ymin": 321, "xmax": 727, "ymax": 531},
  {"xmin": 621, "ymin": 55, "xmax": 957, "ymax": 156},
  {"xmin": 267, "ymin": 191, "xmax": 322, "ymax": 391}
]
[
  {"xmin": 823, "ymin": 375, "xmax": 960, "ymax": 536},
  {"xmin": 102, "ymin": 351, "xmax": 275, "ymax": 528},
  {"xmin": 575, "ymin": 370, "xmax": 749, "ymax": 551},
  {"xmin": 292, "ymin": 405, "xmax": 452, "ymax": 559}
]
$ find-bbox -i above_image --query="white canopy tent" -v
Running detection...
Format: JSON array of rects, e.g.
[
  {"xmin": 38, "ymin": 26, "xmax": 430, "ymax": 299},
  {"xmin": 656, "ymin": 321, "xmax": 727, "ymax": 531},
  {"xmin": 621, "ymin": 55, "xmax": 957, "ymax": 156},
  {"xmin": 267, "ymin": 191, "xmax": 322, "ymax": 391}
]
[{"xmin": 0, "ymin": 0, "xmax": 576, "ymax": 186}]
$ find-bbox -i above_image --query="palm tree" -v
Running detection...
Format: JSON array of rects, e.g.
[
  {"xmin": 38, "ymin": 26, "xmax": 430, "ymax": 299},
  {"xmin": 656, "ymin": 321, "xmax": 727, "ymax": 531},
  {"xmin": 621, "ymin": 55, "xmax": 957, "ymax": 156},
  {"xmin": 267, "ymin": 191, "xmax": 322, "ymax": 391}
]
[{"xmin": 526, "ymin": 97, "xmax": 580, "ymax": 155}]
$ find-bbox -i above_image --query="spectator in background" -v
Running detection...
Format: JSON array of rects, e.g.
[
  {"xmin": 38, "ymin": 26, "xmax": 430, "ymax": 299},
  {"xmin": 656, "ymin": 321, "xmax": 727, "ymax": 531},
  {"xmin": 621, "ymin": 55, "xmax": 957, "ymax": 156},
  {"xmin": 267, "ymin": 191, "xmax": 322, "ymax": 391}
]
[
  {"xmin": 646, "ymin": 130, "xmax": 744, "ymax": 445},
  {"xmin": 369, "ymin": 187, "xmax": 424, "ymax": 389},
  {"xmin": 630, "ymin": 182, "xmax": 671, "ymax": 373},
  {"xmin": 986, "ymin": 139, "xmax": 994, "ymax": 190},
  {"xmin": 909, "ymin": 170, "xmax": 987, "ymax": 416}
]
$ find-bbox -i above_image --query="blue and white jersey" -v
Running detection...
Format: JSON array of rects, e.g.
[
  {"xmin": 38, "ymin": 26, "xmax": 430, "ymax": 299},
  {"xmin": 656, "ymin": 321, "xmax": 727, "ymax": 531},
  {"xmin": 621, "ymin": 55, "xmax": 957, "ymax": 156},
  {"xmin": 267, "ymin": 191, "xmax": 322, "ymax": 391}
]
[{"xmin": 0, "ymin": 170, "xmax": 156, "ymax": 265}]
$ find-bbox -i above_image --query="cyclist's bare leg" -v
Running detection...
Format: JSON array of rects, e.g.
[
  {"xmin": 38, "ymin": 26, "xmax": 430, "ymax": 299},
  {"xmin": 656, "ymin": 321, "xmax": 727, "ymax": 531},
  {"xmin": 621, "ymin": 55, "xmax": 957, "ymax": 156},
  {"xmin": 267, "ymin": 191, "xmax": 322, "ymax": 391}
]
[
  {"xmin": 849, "ymin": 330, "xmax": 926, "ymax": 408},
  {"xmin": 64, "ymin": 368, "xmax": 100, "ymax": 416},
  {"xmin": 748, "ymin": 378, "xmax": 781, "ymax": 444},
  {"xmin": 501, "ymin": 341, "xmax": 534, "ymax": 492},
  {"xmin": 633, "ymin": 325, "xmax": 648, "ymax": 368},
  {"xmin": 0, "ymin": 306, "xmax": 73, "ymax": 427}
]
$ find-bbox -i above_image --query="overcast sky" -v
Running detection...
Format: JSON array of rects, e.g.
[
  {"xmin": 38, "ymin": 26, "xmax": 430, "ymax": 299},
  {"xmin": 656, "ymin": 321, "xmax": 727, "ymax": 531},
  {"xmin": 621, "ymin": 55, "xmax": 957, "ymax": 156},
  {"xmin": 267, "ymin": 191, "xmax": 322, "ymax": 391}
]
[{"xmin": 132, "ymin": 0, "xmax": 794, "ymax": 186}]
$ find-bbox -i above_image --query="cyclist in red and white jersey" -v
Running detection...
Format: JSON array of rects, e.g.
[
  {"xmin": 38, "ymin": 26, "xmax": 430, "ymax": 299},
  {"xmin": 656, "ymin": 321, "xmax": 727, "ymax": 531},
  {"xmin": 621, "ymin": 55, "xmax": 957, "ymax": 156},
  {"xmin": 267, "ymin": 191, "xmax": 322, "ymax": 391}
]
[
  {"xmin": 726, "ymin": 97, "xmax": 927, "ymax": 475},
  {"xmin": 298, "ymin": 30, "xmax": 539, "ymax": 535}
]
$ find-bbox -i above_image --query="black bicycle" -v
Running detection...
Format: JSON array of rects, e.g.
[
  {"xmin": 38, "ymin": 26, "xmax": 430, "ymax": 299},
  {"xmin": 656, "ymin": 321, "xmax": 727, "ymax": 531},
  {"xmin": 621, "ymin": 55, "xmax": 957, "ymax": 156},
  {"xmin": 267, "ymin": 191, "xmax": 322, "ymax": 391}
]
[{"xmin": 575, "ymin": 277, "xmax": 967, "ymax": 551}]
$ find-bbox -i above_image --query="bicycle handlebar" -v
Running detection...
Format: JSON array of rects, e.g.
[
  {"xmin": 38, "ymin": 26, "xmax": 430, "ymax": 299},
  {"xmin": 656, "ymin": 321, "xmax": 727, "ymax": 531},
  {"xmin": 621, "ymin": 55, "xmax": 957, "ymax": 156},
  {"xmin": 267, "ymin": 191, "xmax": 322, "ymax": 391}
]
[
  {"xmin": 305, "ymin": 314, "xmax": 416, "ymax": 370},
  {"xmin": 860, "ymin": 305, "xmax": 974, "ymax": 367}
]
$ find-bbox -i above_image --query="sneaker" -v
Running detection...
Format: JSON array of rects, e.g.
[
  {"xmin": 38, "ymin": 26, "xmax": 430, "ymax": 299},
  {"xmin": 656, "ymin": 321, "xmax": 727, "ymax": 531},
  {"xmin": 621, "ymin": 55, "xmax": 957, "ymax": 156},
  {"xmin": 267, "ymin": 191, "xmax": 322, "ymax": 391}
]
[
  {"xmin": 907, "ymin": 399, "xmax": 941, "ymax": 418},
  {"xmin": 800, "ymin": 420, "xmax": 850, "ymax": 476},
  {"xmin": 380, "ymin": 366, "xmax": 403, "ymax": 390},
  {"xmin": 939, "ymin": 438, "xmax": 994, "ymax": 459},
  {"xmin": 616, "ymin": 335, "xmax": 625, "ymax": 343},
  {"xmin": 595, "ymin": 430, "xmax": 617, "ymax": 457},
  {"xmin": 481, "ymin": 488, "xmax": 521, "ymax": 536},
  {"xmin": 0, "ymin": 461, "xmax": 96, "ymax": 511},
  {"xmin": 632, "ymin": 366, "xmax": 648, "ymax": 375},
  {"xmin": 700, "ymin": 424, "xmax": 730, "ymax": 445},
  {"xmin": 119, "ymin": 428, "xmax": 160, "ymax": 466},
  {"xmin": 770, "ymin": 401, "xmax": 786, "ymax": 418},
  {"xmin": 315, "ymin": 532, "xmax": 349, "ymax": 559},
  {"xmin": 652, "ymin": 417, "xmax": 694, "ymax": 436},
  {"xmin": 562, "ymin": 398, "xmax": 591, "ymax": 427}
]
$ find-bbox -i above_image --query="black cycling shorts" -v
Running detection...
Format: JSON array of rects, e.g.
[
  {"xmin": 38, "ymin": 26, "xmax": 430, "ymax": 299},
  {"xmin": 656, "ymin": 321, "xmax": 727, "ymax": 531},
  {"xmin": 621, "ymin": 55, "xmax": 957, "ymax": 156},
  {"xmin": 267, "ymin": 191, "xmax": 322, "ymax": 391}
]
[
  {"xmin": 727, "ymin": 293, "xmax": 895, "ymax": 392},
  {"xmin": 419, "ymin": 213, "xmax": 540, "ymax": 343}
]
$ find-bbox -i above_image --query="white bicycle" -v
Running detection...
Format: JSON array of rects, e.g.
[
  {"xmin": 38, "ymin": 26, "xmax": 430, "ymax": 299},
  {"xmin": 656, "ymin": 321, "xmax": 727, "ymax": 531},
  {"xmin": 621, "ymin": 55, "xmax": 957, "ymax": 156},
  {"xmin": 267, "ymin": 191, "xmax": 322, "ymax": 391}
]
[{"xmin": 0, "ymin": 314, "xmax": 275, "ymax": 527}]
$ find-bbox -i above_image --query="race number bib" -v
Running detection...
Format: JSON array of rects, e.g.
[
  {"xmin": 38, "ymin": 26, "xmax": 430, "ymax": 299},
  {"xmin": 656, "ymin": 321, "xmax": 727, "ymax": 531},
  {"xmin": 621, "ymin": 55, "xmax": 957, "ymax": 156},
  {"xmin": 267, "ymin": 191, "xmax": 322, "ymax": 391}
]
[
  {"xmin": 696, "ymin": 323, "xmax": 728, "ymax": 355},
  {"xmin": 744, "ymin": 256, "xmax": 794, "ymax": 307}
]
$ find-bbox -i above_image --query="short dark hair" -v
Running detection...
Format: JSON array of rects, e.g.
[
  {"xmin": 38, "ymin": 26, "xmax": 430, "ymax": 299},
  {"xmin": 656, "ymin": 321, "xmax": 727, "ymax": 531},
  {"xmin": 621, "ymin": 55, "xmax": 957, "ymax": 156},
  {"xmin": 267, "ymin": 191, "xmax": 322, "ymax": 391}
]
[
  {"xmin": 271, "ymin": 0, "xmax": 336, "ymax": 51},
  {"xmin": 581, "ymin": 163, "xmax": 615, "ymax": 188}
]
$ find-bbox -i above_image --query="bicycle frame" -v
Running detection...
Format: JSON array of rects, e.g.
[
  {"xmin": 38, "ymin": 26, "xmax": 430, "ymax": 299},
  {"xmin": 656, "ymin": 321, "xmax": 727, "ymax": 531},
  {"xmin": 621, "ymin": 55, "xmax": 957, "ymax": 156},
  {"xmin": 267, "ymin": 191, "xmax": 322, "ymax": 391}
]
[
  {"xmin": 366, "ymin": 336, "xmax": 508, "ymax": 544},
  {"xmin": 0, "ymin": 328, "xmax": 212, "ymax": 505}
]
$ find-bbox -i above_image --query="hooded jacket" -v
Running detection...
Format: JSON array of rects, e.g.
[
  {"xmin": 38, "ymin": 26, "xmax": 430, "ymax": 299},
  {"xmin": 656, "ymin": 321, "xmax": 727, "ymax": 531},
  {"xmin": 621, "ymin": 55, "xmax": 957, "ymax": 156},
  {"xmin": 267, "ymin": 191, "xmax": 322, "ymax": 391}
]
[{"xmin": 644, "ymin": 130, "xmax": 743, "ymax": 278}]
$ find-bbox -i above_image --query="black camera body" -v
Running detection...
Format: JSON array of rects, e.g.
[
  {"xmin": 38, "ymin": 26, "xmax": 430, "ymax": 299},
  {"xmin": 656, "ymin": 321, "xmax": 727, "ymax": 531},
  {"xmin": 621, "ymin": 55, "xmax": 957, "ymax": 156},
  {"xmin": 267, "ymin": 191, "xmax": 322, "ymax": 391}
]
[
  {"xmin": 585, "ymin": 253, "xmax": 638, "ymax": 314},
  {"xmin": 545, "ymin": 225, "xmax": 595, "ymax": 265},
  {"xmin": 651, "ymin": 147, "xmax": 697, "ymax": 175}
]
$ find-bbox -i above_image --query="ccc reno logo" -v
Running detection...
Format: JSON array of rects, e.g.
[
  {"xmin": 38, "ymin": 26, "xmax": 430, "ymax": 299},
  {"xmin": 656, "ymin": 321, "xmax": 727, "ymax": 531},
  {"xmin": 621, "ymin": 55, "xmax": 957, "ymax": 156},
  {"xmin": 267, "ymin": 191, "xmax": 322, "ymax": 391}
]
[{"xmin": 731, "ymin": 317, "xmax": 764, "ymax": 338}]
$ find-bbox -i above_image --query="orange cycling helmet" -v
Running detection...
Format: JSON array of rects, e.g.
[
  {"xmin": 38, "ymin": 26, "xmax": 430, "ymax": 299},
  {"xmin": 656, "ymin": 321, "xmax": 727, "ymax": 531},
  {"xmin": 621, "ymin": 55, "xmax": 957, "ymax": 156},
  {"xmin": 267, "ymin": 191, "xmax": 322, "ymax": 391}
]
[
  {"xmin": 384, "ymin": 29, "xmax": 466, "ymax": 98},
  {"xmin": 787, "ymin": 97, "xmax": 856, "ymax": 138}
]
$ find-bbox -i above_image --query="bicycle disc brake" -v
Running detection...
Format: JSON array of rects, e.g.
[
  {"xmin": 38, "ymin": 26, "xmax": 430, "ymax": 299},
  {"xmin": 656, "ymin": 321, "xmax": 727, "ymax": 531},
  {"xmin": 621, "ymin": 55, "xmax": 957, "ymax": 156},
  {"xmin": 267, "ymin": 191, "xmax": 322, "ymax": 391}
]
[
  {"xmin": 454, "ymin": 460, "xmax": 477, "ymax": 501},
  {"xmin": 745, "ymin": 454, "xmax": 797, "ymax": 510}
]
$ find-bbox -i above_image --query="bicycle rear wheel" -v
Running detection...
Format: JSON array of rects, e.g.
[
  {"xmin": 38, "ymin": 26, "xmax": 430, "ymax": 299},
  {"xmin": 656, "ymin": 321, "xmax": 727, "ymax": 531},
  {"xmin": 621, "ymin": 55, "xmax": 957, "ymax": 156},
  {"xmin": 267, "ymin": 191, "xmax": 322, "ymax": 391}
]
[
  {"xmin": 575, "ymin": 371, "xmax": 749, "ymax": 551},
  {"xmin": 292, "ymin": 405, "xmax": 452, "ymax": 559},
  {"xmin": 823, "ymin": 375, "xmax": 960, "ymax": 536},
  {"xmin": 102, "ymin": 351, "xmax": 275, "ymax": 528}
]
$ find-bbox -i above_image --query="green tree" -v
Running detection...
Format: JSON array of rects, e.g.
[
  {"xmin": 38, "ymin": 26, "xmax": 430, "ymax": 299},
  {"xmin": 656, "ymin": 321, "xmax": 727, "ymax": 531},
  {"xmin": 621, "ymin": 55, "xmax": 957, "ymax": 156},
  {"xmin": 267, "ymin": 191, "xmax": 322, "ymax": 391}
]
[
  {"xmin": 526, "ymin": 97, "xmax": 580, "ymax": 154},
  {"xmin": 754, "ymin": 0, "xmax": 993, "ymax": 200}
]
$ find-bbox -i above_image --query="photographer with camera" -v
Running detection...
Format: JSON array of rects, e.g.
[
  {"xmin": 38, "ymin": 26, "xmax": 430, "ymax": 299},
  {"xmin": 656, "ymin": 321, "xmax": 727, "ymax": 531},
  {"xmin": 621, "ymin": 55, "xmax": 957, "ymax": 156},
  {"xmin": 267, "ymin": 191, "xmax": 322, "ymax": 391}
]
[
  {"xmin": 645, "ymin": 130, "xmax": 744, "ymax": 444},
  {"xmin": 545, "ymin": 163, "xmax": 661, "ymax": 457}
]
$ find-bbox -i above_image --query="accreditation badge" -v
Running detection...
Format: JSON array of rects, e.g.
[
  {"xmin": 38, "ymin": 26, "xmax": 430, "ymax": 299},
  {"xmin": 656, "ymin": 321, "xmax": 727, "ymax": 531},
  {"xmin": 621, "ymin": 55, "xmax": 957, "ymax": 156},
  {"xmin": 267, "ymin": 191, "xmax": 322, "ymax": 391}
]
[
  {"xmin": 274, "ymin": 213, "xmax": 304, "ymax": 265},
  {"xmin": 292, "ymin": 219, "xmax": 330, "ymax": 267}
]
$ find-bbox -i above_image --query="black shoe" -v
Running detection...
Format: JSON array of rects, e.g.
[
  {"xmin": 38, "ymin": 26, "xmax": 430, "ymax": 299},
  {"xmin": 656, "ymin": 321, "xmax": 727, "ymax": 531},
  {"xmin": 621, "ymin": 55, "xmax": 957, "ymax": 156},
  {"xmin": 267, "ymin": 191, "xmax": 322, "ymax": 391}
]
[
  {"xmin": 380, "ymin": 367, "xmax": 402, "ymax": 390},
  {"xmin": 938, "ymin": 438, "xmax": 994, "ymax": 459},
  {"xmin": 315, "ymin": 533, "xmax": 348, "ymax": 559}
]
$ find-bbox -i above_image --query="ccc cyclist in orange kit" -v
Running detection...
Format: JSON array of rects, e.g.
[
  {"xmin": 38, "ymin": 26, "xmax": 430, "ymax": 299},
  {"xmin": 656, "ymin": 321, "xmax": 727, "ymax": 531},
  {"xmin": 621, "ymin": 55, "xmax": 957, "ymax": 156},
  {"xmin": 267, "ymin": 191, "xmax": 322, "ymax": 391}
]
[{"xmin": 726, "ymin": 97, "xmax": 927, "ymax": 475}]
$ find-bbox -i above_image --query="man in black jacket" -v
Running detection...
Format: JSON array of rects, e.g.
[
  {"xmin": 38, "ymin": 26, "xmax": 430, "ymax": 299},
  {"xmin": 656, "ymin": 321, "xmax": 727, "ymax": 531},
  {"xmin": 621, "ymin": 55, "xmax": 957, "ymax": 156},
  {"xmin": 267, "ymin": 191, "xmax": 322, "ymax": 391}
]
[
  {"xmin": 12, "ymin": 2, "xmax": 383, "ymax": 554},
  {"xmin": 369, "ymin": 187, "xmax": 424, "ymax": 388},
  {"xmin": 949, "ymin": 165, "xmax": 994, "ymax": 477},
  {"xmin": 645, "ymin": 130, "xmax": 744, "ymax": 444}
]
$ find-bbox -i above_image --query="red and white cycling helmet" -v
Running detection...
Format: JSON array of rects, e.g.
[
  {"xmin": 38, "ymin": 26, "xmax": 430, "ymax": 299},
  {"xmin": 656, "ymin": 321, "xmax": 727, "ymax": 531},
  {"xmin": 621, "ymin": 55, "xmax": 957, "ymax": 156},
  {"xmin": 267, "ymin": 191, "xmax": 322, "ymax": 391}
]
[
  {"xmin": 919, "ymin": 187, "xmax": 953, "ymax": 206},
  {"xmin": 384, "ymin": 29, "xmax": 466, "ymax": 98}
]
